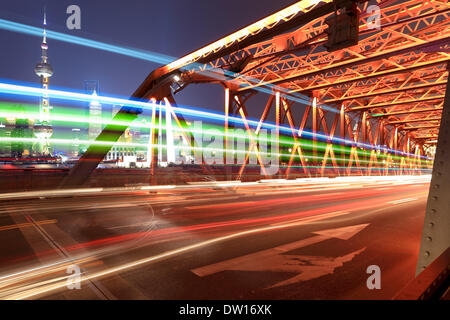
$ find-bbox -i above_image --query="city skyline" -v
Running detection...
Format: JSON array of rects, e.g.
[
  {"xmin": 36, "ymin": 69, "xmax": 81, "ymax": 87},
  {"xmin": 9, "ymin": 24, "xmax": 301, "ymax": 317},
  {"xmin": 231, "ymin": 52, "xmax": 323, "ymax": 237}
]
[{"xmin": 0, "ymin": 0, "xmax": 285, "ymax": 118}]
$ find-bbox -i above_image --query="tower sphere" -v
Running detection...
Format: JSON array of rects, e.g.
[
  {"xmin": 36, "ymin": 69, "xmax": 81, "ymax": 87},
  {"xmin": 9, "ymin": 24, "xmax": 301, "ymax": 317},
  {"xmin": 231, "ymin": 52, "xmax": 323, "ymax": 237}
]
[{"xmin": 34, "ymin": 62, "xmax": 54, "ymax": 78}]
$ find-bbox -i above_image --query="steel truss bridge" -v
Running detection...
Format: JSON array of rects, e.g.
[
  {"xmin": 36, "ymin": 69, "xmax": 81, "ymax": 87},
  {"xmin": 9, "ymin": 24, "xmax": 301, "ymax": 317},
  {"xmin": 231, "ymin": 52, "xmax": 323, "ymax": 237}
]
[
  {"xmin": 63, "ymin": 0, "xmax": 448, "ymax": 184},
  {"xmin": 57, "ymin": 0, "xmax": 449, "ymax": 279}
]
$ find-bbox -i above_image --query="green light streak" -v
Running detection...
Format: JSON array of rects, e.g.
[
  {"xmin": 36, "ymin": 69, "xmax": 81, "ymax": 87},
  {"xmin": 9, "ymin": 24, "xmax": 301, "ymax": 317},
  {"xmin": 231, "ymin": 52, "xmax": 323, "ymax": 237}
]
[
  {"xmin": 0, "ymin": 102, "xmax": 432, "ymax": 168},
  {"xmin": 0, "ymin": 137, "xmax": 431, "ymax": 169}
]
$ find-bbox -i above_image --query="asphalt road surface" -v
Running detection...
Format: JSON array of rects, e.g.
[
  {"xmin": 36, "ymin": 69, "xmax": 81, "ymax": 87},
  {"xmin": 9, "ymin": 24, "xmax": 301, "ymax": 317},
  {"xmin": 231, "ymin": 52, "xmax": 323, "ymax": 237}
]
[{"xmin": 0, "ymin": 175, "xmax": 431, "ymax": 300}]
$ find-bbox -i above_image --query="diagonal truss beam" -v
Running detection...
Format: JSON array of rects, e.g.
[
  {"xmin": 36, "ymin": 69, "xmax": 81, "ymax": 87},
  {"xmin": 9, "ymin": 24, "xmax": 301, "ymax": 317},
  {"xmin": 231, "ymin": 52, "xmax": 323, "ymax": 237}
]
[
  {"xmin": 388, "ymin": 117, "xmax": 441, "ymax": 125},
  {"xmin": 369, "ymin": 106, "xmax": 444, "ymax": 118},
  {"xmin": 324, "ymin": 80, "xmax": 448, "ymax": 104},
  {"xmin": 348, "ymin": 96, "xmax": 445, "ymax": 112}
]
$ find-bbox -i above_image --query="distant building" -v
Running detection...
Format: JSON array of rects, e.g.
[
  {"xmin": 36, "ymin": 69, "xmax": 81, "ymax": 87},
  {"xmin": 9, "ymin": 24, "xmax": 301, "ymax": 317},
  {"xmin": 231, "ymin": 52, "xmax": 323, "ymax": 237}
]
[
  {"xmin": 85, "ymin": 81, "xmax": 102, "ymax": 142},
  {"xmin": 104, "ymin": 105, "xmax": 150, "ymax": 167},
  {"xmin": 69, "ymin": 128, "xmax": 81, "ymax": 157},
  {"xmin": 0, "ymin": 117, "xmax": 14, "ymax": 158},
  {"xmin": 0, "ymin": 104, "xmax": 34, "ymax": 159},
  {"xmin": 11, "ymin": 117, "xmax": 33, "ymax": 158},
  {"xmin": 105, "ymin": 127, "xmax": 138, "ymax": 163}
]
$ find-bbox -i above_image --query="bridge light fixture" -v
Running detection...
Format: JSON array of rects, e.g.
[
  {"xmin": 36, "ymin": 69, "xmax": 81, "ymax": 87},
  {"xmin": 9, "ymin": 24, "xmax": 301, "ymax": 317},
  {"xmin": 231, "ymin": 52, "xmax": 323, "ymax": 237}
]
[{"xmin": 171, "ymin": 73, "xmax": 184, "ymax": 93}]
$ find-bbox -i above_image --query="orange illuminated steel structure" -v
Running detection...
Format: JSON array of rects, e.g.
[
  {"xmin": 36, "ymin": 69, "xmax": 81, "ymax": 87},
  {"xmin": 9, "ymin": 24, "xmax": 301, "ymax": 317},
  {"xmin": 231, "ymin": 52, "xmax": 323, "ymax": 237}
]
[{"xmin": 64, "ymin": 0, "xmax": 449, "ymax": 187}]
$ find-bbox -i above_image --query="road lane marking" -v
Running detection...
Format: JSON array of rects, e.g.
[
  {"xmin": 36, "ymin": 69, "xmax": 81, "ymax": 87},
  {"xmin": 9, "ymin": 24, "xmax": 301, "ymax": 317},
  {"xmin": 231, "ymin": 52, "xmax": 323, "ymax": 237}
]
[
  {"xmin": 0, "ymin": 220, "xmax": 368, "ymax": 299},
  {"xmin": 270, "ymin": 211, "xmax": 351, "ymax": 227},
  {"xmin": 386, "ymin": 198, "xmax": 418, "ymax": 205},
  {"xmin": 0, "ymin": 219, "xmax": 57, "ymax": 232},
  {"xmin": 185, "ymin": 201, "xmax": 257, "ymax": 210},
  {"xmin": 24, "ymin": 215, "xmax": 117, "ymax": 300},
  {"xmin": 192, "ymin": 224, "xmax": 368, "ymax": 277},
  {"xmin": 0, "ymin": 182, "xmax": 429, "ymax": 299},
  {"xmin": 191, "ymin": 224, "xmax": 369, "ymax": 287}
]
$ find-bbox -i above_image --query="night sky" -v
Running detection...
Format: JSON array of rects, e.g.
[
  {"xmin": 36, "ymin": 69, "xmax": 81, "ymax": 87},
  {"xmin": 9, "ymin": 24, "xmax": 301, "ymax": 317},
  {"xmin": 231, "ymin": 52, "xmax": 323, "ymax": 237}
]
[{"xmin": 0, "ymin": 0, "xmax": 297, "ymax": 115}]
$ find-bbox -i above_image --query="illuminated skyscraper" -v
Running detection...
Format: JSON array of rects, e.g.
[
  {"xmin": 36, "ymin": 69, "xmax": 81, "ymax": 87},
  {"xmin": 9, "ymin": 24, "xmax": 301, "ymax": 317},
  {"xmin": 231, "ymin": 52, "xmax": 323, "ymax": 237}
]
[
  {"xmin": 84, "ymin": 81, "xmax": 102, "ymax": 142},
  {"xmin": 88, "ymin": 90, "xmax": 102, "ymax": 141},
  {"xmin": 70, "ymin": 128, "xmax": 81, "ymax": 157},
  {"xmin": 33, "ymin": 9, "xmax": 54, "ymax": 156}
]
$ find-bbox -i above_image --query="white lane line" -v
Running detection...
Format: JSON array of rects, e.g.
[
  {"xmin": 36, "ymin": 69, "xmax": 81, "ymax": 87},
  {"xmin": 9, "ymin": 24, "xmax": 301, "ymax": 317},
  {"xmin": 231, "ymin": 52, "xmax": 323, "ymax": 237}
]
[
  {"xmin": 270, "ymin": 211, "xmax": 351, "ymax": 227},
  {"xmin": 25, "ymin": 215, "xmax": 117, "ymax": 300},
  {"xmin": 185, "ymin": 201, "xmax": 257, "ymax": 210},
  {"xmin": 386, "ymin": 198, "xmax": 418, "ymax": 205}
]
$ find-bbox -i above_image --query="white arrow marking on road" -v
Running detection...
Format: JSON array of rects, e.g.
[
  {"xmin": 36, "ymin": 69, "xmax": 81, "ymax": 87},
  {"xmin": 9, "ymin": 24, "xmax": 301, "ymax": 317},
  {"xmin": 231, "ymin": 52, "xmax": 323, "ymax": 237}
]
[
  {"xmin": 312, "ymin": 223, "xmax": 369, "ymax": 240},
  {"xmin": 386, "ymin": 197, "xmax": 418, "ymax": 205},
  {"xmin": 270, "ymin": 210, "xmax": 351, "ymax": 227},
  {"xmin": 191, "ymin": 224, "xmax": 369, "ymax": 288}
]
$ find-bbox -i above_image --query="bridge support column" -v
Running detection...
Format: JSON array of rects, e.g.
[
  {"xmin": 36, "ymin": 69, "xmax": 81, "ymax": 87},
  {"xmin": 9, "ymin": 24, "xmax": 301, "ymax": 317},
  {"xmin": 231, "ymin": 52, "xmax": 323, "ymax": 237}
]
[
  {"xmin": 416, "ymin": 65, "xmax": 450, "ymax": 275},
  {"xmin": 340, "ymin": 104, "xmax": 345, "ymax": 176},
  {"xmin": 224, "ymin": 88, "xmax": 231, "ymax": 180},
  {"xmin": 275, "ymin": 92, "xmax": 281, "ymax": 179},
  {"xmin": 149, "ymin": 98, "xmax": 158, "ymax": 183},
  {"xmin": 312, "ymin": 97, "xmax": 318, "ymax": 176}
]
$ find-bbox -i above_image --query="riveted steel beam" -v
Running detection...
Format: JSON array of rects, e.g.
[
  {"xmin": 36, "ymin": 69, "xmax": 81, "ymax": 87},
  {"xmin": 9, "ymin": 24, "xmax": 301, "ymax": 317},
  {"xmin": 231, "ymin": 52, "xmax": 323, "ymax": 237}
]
[{"xmin": 416, "ymin": 65, "xmax": 450, "ymax": 275}]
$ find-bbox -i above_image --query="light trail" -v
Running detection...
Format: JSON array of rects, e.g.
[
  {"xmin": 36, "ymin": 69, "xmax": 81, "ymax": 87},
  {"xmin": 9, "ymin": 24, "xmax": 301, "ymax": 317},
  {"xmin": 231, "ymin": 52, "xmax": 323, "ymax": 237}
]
[
  {"xmin": 0, "ymin": 175, "xmax": 431, "ymax": 201},
  {"xmin": 0, "ymin": 105, "xmax": 422, "ymax": 163},
  {"xmin": 0, "ymin": 177, "xmax": 430, "ymax": 300},
  {"xmin": 0, "ymin": 214, "xmax": 378, "ymax": 299},
  {"xmin": 0, "ymin": 136, "xmax": 432, "ymax": 169},
  {"xmin": 0, "ymin": 82, "xmax": 432, "ymax": 160},
  {"xmin": 0, "ymin": 18, "xmax": 171, "ymax": 65}
]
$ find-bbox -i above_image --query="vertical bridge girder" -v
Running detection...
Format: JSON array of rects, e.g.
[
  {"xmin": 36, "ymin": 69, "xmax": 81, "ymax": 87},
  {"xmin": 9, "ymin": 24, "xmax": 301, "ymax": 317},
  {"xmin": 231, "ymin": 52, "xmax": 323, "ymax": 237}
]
[{"xmin": 416, "ymin": 64, "xmax": 450, "ymax": 274}]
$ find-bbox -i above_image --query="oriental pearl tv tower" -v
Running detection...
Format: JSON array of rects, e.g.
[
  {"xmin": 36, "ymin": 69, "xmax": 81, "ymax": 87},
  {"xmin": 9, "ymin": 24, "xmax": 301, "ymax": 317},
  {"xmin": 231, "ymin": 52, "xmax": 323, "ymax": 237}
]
[{"xmin": 33, "ymin": 9, "xmax": 54, "ymax": 156}]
